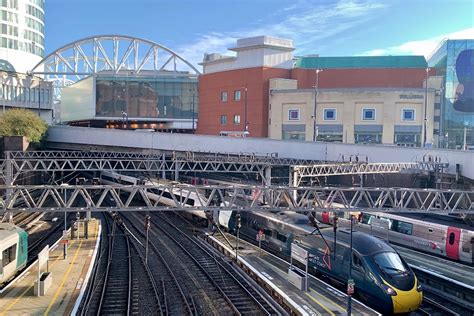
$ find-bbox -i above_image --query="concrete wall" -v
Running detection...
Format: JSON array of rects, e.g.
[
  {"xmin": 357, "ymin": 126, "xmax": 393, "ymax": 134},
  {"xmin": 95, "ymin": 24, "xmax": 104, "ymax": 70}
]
[{"xmin": 46, "ymin": 125, "xmax": 474, "ymax": 179}]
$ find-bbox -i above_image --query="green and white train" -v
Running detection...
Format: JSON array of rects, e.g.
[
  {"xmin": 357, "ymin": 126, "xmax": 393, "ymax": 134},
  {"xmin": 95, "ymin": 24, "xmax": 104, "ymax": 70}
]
[{"xmin": 0, "ymin": 223, "xmax": 28, "ymax": 284}]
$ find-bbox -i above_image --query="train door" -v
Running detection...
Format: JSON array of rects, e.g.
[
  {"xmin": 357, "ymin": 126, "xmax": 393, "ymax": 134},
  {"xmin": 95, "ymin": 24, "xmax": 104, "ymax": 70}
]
[{"xmin": 446, "ymin": 227, "xmax": 461, "ymax": 260}]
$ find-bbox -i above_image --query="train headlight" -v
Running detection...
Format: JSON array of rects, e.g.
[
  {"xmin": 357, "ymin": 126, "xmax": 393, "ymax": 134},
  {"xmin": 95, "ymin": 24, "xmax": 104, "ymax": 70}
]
[
  {"xmin": 416, "ymin": 279, "xmax": 422, "ymax": 292},
  {"xmin": 382, "ymin": 284, "xmax": 397, "ymax": 296}
]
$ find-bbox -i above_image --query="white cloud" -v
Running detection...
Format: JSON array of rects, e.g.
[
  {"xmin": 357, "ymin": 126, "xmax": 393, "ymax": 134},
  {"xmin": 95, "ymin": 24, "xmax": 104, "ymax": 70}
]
[
  {"xmin": 362, "ymin": 27, "xmax": 474, "ymax": 57},
  {"xmin": 177, "ymin": 0, "xmax": 387, "ymax": 69}
]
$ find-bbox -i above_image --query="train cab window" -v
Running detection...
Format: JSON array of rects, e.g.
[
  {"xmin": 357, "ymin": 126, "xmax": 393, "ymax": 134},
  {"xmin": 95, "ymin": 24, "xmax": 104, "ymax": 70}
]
[
  {"xmin": 276, "ymin": 232, "xmax": 287, "ymax": 243},
  {"xmin": 449, "ymin": 232, "xmax": 456, "ymax": 245},
  {"xmin": 2, "ymin": 245, "xmax": 17, "ymax": 268}
]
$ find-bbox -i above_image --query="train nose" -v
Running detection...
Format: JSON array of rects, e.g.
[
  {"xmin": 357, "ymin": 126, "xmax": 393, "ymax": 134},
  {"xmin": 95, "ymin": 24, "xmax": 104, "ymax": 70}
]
[{"xmin": 391, "ymin": 283, "xmax": 423, "ymax": 314}]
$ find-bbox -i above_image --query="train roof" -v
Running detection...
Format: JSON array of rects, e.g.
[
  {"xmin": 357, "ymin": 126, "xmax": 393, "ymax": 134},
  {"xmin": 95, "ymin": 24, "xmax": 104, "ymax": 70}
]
[
  {"xmin": 369, "ymin": 212, "xmax": 474, "ymax": 230},
  {"xmin": 0, "ymin": 223, "xmax": 23, "ymax": 240},
  {"xmin": 321, "ymin": 228, "xmax": 395, "ymax": 256}
]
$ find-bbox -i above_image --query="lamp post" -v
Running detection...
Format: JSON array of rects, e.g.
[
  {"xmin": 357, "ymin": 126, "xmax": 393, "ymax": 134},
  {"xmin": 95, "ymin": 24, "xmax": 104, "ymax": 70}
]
[
  {"xmin": 313, "ymin": 69, "xmax": 323, "ymax": 142},
  {"xmin": 121, "ymin": 111, "xmax": 128, "ymax": 129},
  {"xmin": 347, "ymin": 215, "xmax": 355, "ymax": 315},
  {"xmin": 242, "ymin": 86, "xmax": 248, "ymax": 136},
  {"xmin": 423, "ymin": 67, "xmax": 430, "ymax": 147},
  {"xmin": 60, "ymin": 183, "xmax": 69, "ymax": 260},
  {"xmin": 38, "ymin": 80, "xmax": 41, "ymax": 117},
  {"xmin": 190, "ymin": 88, "xmax": 196, "ymax": 131}
]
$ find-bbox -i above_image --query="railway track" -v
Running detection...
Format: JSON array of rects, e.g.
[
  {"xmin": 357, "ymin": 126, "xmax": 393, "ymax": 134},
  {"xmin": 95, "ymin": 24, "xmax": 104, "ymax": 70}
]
[
  {"xmin": 97, "ymin": 215, "xmax": 131, "ymax": 315},
  {"xmin": 417, "ymin": 296, "xmax": 459, "ymax": 316},
  {"xmin": 129, "ymin": 211, "xmax": 281, "ymax": 315},
  {"xmin": 81, "ymin": 213, "xmax": 162, "ymax": 315}
]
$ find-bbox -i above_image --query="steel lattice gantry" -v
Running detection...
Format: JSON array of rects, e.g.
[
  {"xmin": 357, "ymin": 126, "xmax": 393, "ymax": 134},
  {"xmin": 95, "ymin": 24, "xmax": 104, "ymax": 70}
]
[
  {"xmin": 0, "ymin": 151, "xmax": 443, "ymax": 184},
  {"xmin": 1, "ymin": 184, "xmax": 472, "ymax": 214},
  {"xmin": 291, "ymin": 162, "xmax": 448, "ymax": 186},
  {"xmin": 0, "ymin": 151, "xmax": 321, "ymax": 184}
]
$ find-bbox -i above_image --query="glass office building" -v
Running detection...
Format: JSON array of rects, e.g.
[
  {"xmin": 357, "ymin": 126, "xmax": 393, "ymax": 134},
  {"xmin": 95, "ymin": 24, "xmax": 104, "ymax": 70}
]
[
  {"xmin": 96, "ymin": 75, "xmax": 198, "ymax": 120},
  {"xmin": 429, "ymin": 40, "xmax": 474, "ymax": 149}
]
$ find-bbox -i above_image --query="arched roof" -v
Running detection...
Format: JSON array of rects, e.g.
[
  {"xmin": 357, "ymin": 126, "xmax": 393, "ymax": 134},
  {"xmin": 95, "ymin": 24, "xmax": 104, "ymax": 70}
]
[{"xmin": 30, "ymin": 35, "xmax": 201, "ymax": 85}]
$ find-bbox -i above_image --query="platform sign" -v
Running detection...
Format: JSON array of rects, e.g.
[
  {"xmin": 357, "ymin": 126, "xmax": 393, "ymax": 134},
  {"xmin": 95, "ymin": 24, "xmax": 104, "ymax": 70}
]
[
  {"xmin": 256, "ymin": 230, "xmax": 265, "ymax": 241},
  {"xmin": 291, "ymin": 243, "xmax": 308, "ymax": 265},
  {"xmin": 347, "ymin": 279, "xmax": 355, "ymax": 296},
  {"xmin": 371, "ymin": 218, "xmax": 389, "ymax": 230},
  {"xmin": 38, "ymin": 245, "xmax": 49, "ymax": 270}
]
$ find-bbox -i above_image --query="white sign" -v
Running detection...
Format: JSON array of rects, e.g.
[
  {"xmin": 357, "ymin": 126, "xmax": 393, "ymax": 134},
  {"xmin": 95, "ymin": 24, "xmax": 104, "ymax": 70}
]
[
  {"xmin": 371, "ymin": 218, "xmax": 390, "ymax": 230},
  {"xmin": 38, "ymin": 245, "xmax": 49, "ymax": 270},
  {"xmin": 291, "ymin": 243, "xmax": 308, "ymax": 265}
]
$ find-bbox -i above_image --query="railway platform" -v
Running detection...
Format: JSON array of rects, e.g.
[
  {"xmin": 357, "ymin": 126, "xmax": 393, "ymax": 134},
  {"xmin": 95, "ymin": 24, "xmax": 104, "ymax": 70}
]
[
  {"xmin": 0, "ymin": 218, "xmax": 100, "ymax": 316},
  {"xmin": 205, "ymin": 232, "xmax": 379, "ymax": 316}
]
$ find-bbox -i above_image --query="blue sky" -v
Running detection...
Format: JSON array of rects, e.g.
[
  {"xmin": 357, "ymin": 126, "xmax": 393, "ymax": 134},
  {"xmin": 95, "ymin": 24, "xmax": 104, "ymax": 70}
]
[{"xmin": 45, "ymin": 0, "xmax": 473, "ymax": 66}]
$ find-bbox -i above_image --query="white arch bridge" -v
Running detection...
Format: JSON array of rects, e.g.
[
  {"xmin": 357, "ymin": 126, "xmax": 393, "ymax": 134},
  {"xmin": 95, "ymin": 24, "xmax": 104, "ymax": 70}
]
[{"xmin": 29, "ymin": 35, "xmax": 200, "ymax": 101}]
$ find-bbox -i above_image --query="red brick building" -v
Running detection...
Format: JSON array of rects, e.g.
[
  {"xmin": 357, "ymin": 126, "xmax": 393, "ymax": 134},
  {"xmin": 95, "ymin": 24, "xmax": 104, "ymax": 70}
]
[{"xmin": 196, "ymin": 36, "xmax": 432, "ymax": 138}]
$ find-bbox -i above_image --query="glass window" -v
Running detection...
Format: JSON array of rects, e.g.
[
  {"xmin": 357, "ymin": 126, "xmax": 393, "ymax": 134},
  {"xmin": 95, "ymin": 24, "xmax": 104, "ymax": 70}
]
[
  {"xmin": 276, "ymin": 232, "xmax": 287, "ymax": 242},
  {"xmin": 221, "ymin": 91, "xmax": 228, "ymax": 102},
  {"xmin": 324, "ymin": 108, "xmax": 336, "ymax": 120},
  {"xmin": 362, "ymin": 108, "xmax": 376, "ymax": 120},
  {"xmin": 352, "ymin": 252, "xmax": 364, "ymax": 270},
  {"xmin": 402, "ymin": 109, "xmax": 415, "ymax": 121},
  {"xmin": 234, "ymin": 90, "xmax": 241, "ymax": 101},
  {"xmin": 220, "ymin": 115, "xmax": 227, "ymax": 125},
  {"xmin": 233, "ymin": 114, "xmax": 240, "ymax": 124},
  {"xmin": 373, "ymin": 252, "xmax": 408, "ymax": 275},
  {"xmin": 449, "ymin": 232, "xmax": 455, "ymax": 245},
  {"xmin": 354, "ymin": 133, "xmax": 382, "ymax": 144},
  {"xmin": 282, "ymin": 130, "xmax": 305, "ymax": 141},
  {"xmin": 288, "ymin": 109, "xmax": 300, "ymax": 121}
]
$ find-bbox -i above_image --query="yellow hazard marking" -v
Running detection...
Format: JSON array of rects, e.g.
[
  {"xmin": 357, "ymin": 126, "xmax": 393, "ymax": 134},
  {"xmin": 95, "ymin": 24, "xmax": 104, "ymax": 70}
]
[
  {"xmin": 305, "ymin": 291, "xmax": 336, "ymax": 316},
  {"xmin": 44, "ymin": 220, "xmax": 98, "ymax": 315},
  {"xmin": 0, "ymin": 241, "xmax": 76, "ymax": 316}
]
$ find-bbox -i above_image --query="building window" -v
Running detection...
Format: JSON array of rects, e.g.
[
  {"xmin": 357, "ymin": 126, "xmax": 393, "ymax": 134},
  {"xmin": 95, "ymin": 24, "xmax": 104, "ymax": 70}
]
[
  {"xmin": 324, "ymin": 108, "xmax": 336, "ymax": 121},
  {"xmin": 233, "ymin": 114, "xmax": 240, "ymax": 124},
  {"xmin": 282, "ymin": 131, "xmax": 305, "ymax": 141},
  {"xmin": 362, "ymin": 108, "xmax": 376, "ymax": 121},
  {"xmin": 402, "ymin": 109, "xmax": 415, "ymax": 121},
  {"xmin": 394, "ymin": 133, "xmax": 421, "ymax": 147},
  {"xmin": 220, "ymin": 115, "xmax": 227, "ymax": 125},
  {"xmin": 355, "ymin": 133, "xmax": 382, "ymax": 144},
  {"xmin": 288, "ymin": 109, "xmax": 300, "ymax": 121},
  {"xmin": 234, "ymin": 90, "xmax": 241, "ymax": 101},
  {"xmin": 221, "ymin": 91, "xmax": 228, "ymax": 102},
  {"xmin": 317, "ymin": 132, "xmax": 343, "ymax": 142}
]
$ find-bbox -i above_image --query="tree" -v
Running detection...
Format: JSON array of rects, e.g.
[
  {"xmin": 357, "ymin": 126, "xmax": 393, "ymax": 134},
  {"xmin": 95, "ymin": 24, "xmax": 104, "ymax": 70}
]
[{"xmin": 0, "ymin": 109, "xmax": 48, "ymax": 143}]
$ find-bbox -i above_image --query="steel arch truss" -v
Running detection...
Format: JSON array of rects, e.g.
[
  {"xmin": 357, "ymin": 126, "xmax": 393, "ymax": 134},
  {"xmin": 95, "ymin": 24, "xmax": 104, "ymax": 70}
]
[
  {"xmin": 1, "ymin": 185, "xmax": 472, "ymax": 214},
  {"xmin": 29, "ymin": 35, "xmax": 201, "ymax": 89}
]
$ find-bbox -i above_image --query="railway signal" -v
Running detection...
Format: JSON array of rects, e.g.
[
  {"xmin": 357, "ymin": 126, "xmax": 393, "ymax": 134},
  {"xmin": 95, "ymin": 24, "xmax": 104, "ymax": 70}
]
[
  {"xmin": 256, "ymin": 229, "xmax": 265, "ymax": 255},
  {"xmin": 145, "ymin": 214, "xmax": 150, "ymax": 264}
]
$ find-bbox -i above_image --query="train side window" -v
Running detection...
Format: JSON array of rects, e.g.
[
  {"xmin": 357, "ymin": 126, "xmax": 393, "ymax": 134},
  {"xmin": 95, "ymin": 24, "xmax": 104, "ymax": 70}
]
[
  {"xmin": 361, "ymin": 214, "xmax": 372, "ymax": 224},
  {"xmin": 352, "ymin": 253, "xmax": 364, "ymax": 270},
  {"xmin": 393, "ymin": 221, "xmax": 413, "ymax": 235},
  {"xmin": 264, "ymin": 229, "xmax": 272, "ymax": 236},
  {"xmin": 276, "ymin": 232, "xmax": 287, "ymax": 243},
  {"xmin": 449, "ymin": 232, "xmax": 456, "ymax": 245},
  {"xmin": 2, "ymin": 245, "xmax": 17, "ymax": 268}
]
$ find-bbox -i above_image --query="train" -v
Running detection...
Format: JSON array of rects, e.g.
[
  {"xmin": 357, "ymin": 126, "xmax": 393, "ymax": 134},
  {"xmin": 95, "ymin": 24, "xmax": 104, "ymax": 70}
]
[
  {"xmin": 0, "ymin": 223, "xmax": 28, "ymax": 284},
  {"xmin": 100, "ymin": 171, "xmax": 210, "ymax": 221},
  {"xmin": 315, "ymin": 211, "xmax": 474, "ymax": 264},
  {"xmin": 219, "ymin": 210, "xmax": 423, "ymax": 315},
  {"xmin": 99, "ymin": 172, "xmax": 422, "ymax": 313}
]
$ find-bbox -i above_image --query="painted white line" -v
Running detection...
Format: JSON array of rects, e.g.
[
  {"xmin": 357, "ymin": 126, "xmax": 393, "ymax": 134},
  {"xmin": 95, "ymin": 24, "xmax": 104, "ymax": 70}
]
[{"xmin": 71, "ymin": 221, "xmax": 102, "ymax": 316}]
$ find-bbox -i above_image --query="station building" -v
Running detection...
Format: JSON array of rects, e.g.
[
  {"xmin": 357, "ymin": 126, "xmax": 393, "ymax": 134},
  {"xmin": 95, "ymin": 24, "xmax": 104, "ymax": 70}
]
[
  {"xmin": 196, "ymin": 36, "xmax": 443, "ymax": 147},
  {"xmin": 61, "ymin": 70, "xmax": 198, "ymax": 132}
]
